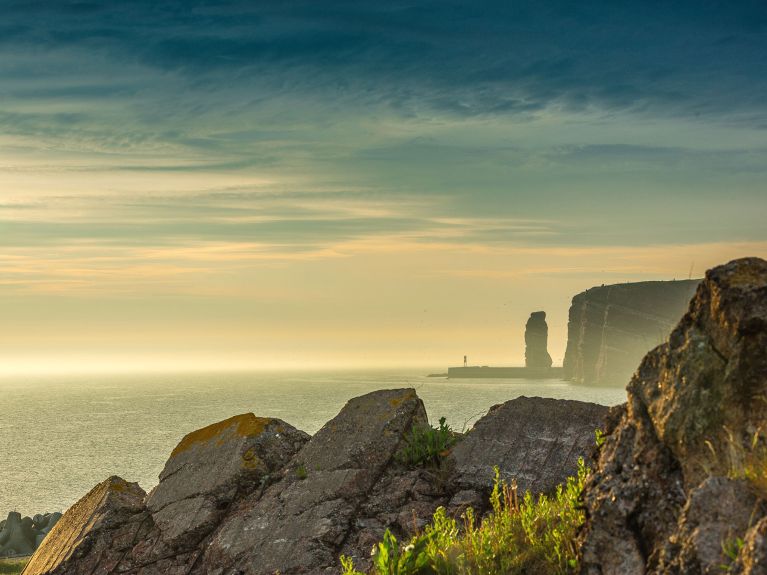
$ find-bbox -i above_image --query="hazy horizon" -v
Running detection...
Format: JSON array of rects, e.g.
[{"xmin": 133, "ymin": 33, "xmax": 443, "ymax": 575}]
[{"xmin": 2, "ymin": 1, "xmax": 766, "ymax": 375}]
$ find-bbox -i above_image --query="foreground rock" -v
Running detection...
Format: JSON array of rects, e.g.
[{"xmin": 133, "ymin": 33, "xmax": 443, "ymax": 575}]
[
  {"xmin": 201, "ymin": 388, "xmax": 427, "ymax": 574},
  {"xmin": 579, "ymin": 257, "xmax": 767, "ymax": 574},
  {"xmin": 22, "ymin": 477, "xmax": 146, "ymax": 575},
  {"xmin": 146, "ymin": 413, "xmax": 309, "ymax": 548},
  {"xmin": 339, "ymin": 395, "xmax": 608, "ymax": 573},
  {"xmin": 452, "ymin": 396, "xmax": 607, "ymax": 495},
  {"xmin": 525, "ymin": 311, "xmax": 554, "ymax": 368},
  {"xmin": 24, "ymin": 389, "xmax": 607, "ymax": 575},
  {"xmin": 563, "ymin": 278, "xmax": 699, "ymax": 385}
]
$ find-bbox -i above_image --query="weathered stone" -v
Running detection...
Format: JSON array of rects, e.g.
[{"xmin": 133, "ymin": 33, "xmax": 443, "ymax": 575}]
[
  {"xmin": 659, "ymin": 477, "xmax": 763, "ymax": 574},
  {"xmin": 145, "ymin": 413, "xmax": 308, "ymax": 548},
  {"xmin": 525, "ymin": 310, "xmax": 553, "ymax": 368},
  {"xmin": 20, "ymin": 385, "xmax": 617, "ymax": 575},
  {"xmin": 451, "ymin": 396, "xmax": 608, "ymax": 495},
  {"xmin": 563, "ymin": 279, "xmax": 699, "ymax": 385},
  {"xmin": 579, "ymin": 257, "xmax": 767, "ymax": 575},
  {"xmin": 23, "ymin": 476, "xmax": 147, "ymax": 575},
  {"xmin": 339, "ymin": 465, "xmax": 451, "ymax": 572},
  {"xmin": 200, "ymin": 388, "xmax": 427, "ymax": 575}
]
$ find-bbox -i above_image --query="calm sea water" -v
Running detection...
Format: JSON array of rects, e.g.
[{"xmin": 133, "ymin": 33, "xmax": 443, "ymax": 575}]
[{"xmin": 0, "ymin": 370, "xmax": 627, "ymax": 516}]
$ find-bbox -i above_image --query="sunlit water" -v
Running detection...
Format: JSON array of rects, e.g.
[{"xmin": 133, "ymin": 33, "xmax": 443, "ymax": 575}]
[{"xmin": 0, "ymin": 370, "xmax": 627, "ymax": 516}]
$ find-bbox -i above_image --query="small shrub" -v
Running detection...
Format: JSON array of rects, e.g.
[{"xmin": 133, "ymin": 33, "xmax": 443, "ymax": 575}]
[
  {"xmin": 396, "ymin": 417, "xmax": 459, "ymax": 468},
  {"xmin": 595, "ymin": 428, "xmax": 606, "ymax": 448},
  {"xmin": 295, "ymin": 464, "xmax": 308, "ymax": 480},
  {"xmin": 342, "ymin": 458, "xmax": 589, "ymax": 575}
]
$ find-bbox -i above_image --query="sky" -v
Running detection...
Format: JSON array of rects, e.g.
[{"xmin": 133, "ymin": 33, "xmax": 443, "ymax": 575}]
[{"xmin": 1, "ymin": 0, "xmax": 766, "ymax": 373}]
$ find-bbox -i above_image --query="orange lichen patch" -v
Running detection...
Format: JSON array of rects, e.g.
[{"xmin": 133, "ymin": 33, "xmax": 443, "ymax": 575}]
[
  {"xmin": 240, "ymin": 448, "xmax": 264, "ymax": 471},
  {"xmin": 108, "ymin": 480, "xmax": 126, "ymax": 493},
  {"xmin": 171, "ymin": 414, "xmax": 274, "ymax": 457},
  {"xmin": 389, "ymin": 390, "xmax": 416, "ymax": 408}
]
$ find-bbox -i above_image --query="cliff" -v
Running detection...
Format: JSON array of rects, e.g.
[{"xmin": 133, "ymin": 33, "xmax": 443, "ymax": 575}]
[
  {"xmin": 22, "ymin": 392, "xmax": 607, "ymax": 575},
  {"xmin": 579, "ymin": 257, "xmax": 767, "ymax": 574},
  {"xmin": 563, "ymin": 279, "xmax": 700, "ymax": 385}
]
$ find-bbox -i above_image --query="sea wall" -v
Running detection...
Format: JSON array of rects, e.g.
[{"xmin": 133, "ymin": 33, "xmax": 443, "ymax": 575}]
[
  {"xmin": 562, "ymin": 279, "xmax": 699, "ymax": 385},
  {"xmin": 0, "ymin": 512, "xmax": 61, "ymax": 557}
]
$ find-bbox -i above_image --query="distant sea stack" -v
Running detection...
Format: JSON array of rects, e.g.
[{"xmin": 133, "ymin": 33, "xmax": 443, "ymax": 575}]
[
  {"xmin": 562, "ymin": 279, "xmax": 700, "ymax": 385},
  {"xmin": 524, "ymin": 311, "xmax": 553, "ymax": 368}
]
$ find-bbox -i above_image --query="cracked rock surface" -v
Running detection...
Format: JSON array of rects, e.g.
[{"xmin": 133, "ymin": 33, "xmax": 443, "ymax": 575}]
[{"xmin": 579, "ymin": 257, "xmax": 767, "ymax": 575}]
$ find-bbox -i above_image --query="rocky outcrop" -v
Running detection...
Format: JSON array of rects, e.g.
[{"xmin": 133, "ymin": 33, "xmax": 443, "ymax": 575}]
[
  {"xmin": 525, "ymin": 311, "xmax": 553, "ymax": 368},
  {"xmin": 451, "ymin": 396, "xmax": 607, "ymax": 495},
  {"xmin": 24, "ymin": 415, "xmax": 308, "ymax": 575},
  {"xmin": 0, "ymin": 512, "xmax": 61, "ymax": 558},
  {"xmin": 578, "ymin": 257, "xmax": 767, "ymax": 575},
  {"xmin": 200, "ymin": 388, "xmax": 428, "ymax": 574},
  {"xmin": 22, "ymin": 477, "xmax": 147, "ymax": 575},
  {"xmin": 563, "ymin": 279, "xmax": 699, "ymax": 385},
  {"xmin": 24, "ymin": 390, "xmax": 608, "ymax": 575},
  {"xmin": 145, "ymin": 414, "xmax": 309, "ymax": 549}
]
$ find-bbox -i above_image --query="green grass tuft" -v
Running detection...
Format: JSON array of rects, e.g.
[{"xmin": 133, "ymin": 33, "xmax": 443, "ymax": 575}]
[
  {"xmin": 342, "ymin": 458, "xmax": 589, "ymax": 575},
  {"xmin": 395, "ymin": 417, "xmax": 459, "ymax": 468}
]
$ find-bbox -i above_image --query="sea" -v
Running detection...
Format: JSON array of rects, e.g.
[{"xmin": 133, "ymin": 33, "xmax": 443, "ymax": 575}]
[{"xmin": 0, "ymin": 370, "xmax": 627, "ymax": 517}]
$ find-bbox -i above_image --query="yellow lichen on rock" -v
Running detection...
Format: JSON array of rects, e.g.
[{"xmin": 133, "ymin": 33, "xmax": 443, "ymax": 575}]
[
  {"xmin": 240, "ymin": 448, "xmax": 264, "ymax": 471},
  {"xmin": 171, "ymin": 414, "xmax": 274, "ymax": 457},
  {"xmin": 388, "ymin": 389, "xmax": 416, "ymax": 409}
]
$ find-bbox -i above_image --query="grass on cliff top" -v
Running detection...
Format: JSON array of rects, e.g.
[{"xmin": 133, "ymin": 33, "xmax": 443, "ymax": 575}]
[
  {"xmin": 0, "ymin": 557, "xmax": 28, "ymax": 575},
  {"xmin": 342, "ymin": 459, "xmax": 588, "ymax": 575}
]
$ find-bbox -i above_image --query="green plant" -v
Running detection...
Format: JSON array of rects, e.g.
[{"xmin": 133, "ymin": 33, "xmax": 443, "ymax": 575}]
[
  {"xmin": 295, "ymin": 464, "xmax": 308, "ymax": 480},
  {"xmin": 595, "ymin": 428, "xmax": 606, "ymax": 448},
  {"xmin": 396, "ymin": 417, "xmax": 459, "ymax": 468},
  {"xmin": 341, "ymin": 458, "xmax": 589, "ymax": 575},
  {"xmin": 719, "ymin": 536, "xmax": 745, "ymax": 572}
]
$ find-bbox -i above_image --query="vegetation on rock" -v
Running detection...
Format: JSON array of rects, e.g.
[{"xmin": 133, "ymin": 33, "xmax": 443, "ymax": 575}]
[
  {"xmin": 342, "ymin": 459, "xmax": 588, "ymax": 575},
  {"xmin": 395, "ymin": 417, "xmax": 459, "ymax": 468}
]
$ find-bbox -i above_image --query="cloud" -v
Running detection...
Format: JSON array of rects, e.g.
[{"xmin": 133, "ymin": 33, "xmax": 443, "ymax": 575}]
[{"xmin": 0, "ymin": 0, "xmax": 765, "ymax": 122}]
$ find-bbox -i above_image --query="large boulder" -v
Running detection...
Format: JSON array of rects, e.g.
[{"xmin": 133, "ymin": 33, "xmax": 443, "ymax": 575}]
[
  {"xmin": 451, "ymin": 396, "xmax": 609, "ymax": 495},
  {"xmin": 579, "ymin": 257, "xmax": 767, "ymax": 575},
  {"xmin": 146, "ymin": 413, "xmax": 309, "ymax": 548},
  {"xmin": 199, "ymin": 388, "xmax": 428, "ymax": 575},
  {"xmin": 22, "ymin": 477, "xmax": 147, "ymax": 575},
  {"xmin": 24, "ymin": 414, "xmax": 309, "ymax": 575}
]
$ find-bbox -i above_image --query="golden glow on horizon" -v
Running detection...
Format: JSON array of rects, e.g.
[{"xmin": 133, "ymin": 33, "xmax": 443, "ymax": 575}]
[{"xmin": 2, "ymin": 237, "xmax": 765, "ymax": 376}]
